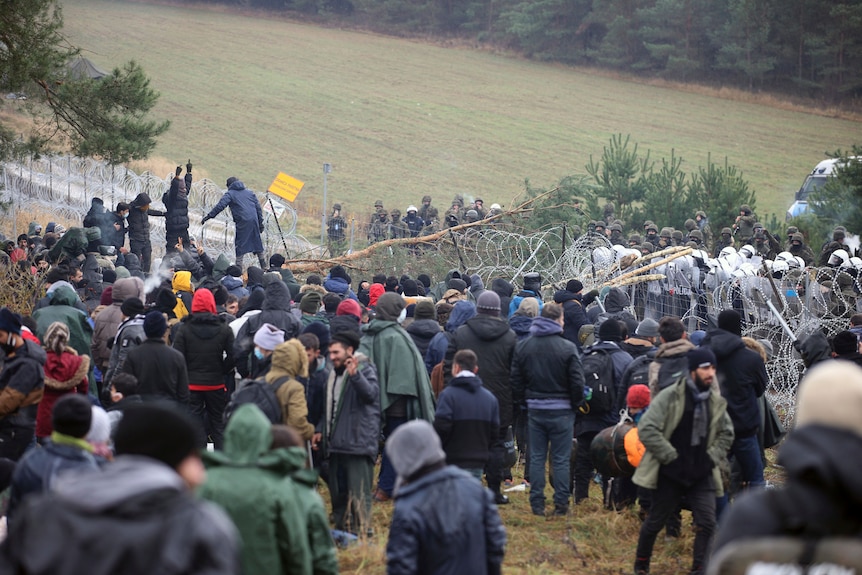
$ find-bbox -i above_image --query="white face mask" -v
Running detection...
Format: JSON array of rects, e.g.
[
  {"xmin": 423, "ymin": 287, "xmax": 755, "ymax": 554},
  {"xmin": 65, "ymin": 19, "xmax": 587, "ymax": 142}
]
[{"xmin": 397, "ymin": 307, "xmax": 407, "ymax": 325}]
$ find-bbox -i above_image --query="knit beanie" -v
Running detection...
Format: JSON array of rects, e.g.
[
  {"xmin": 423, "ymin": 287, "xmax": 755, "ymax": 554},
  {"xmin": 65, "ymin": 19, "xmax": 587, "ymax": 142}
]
[
  {"xmin": 225, "ymin": 265, "xmax": 242, "ymax": 278},
  {"xmin": 86, "ymin": 406, "xmax": 112, "ymax": 444},
  {"xmin": 102, "ymin": 269, "xmax": 117, "ymax": 285},
  {"xmin": 269, "ymin": 254, "xmax": 285, "ymax": 268},
  {"xmin": 414, "ymin": 300, "xmax": 436, "ymax": 321},
  {"xmin": 476, "ymin": 291, "xmax": 501, "ymax": 315},
  {"xmin": 832, "ymin": 330, "xmax": 859, "ymax": 356},
  {"xmin": 385, "ymin": 420, "xmax": 446, "ymax": 490},
  {"xmin": 376, "ymin": 292, "xmax": 406, "ymax": 322},
  {"xmin": 598, "ymin": 319, "xmax": 622, "ymax": 342},
  {"xmin": 447, "ymin": 278, "xmax": 467, "ymax": 293},
  {"xmin": 114, "ymin": 266, "xmax": 131, "ymax": 279},
  {"xmin": 302, "ymin": 321, "xmax": 331, "ymax": 351},
  {"xmin": 191, "ymin": 289, "xmax": 216, "ymax": 314},
  {"xmin": 0, "ymin": 308, "xmax": 22, "ymax": 335},
  {"xmin": 114, "ymin": 403, "xmax": 199, "ymax": 469},
  {"xmin": 336, "ymin": 298, "xmax": 362, "ymax": 319},
  {"xmin": 253, "ymin": 323, "xmax": 285, "ymax": 352},
  {"xmin": 121, "ymin": 297, "xmax": 145, "ymax": 318},
  {"xmin": 566, "ymin": 279, "xmax": 583, "ymax": 293},
  {"xmin": 52, "ymin": 394, "xmax": 93, "ymax": 438},
  {"xmin": 100, "ymin": 287, "xmax": 114, "ymax": 306},
  {"xmin": 143, "ymin": 310, "xmax": 168, "ymax": 339},
  {"xmin": 796, "ymin": 361, "xmax": 862, "ymax": 439},
  {"xmin": 687, "ymin": 347, "xmax": 717, "ymax": 371},
  {"xmin": 717, "ymin": 309, "xmax": 742, "ymax": 337},
  {"xmin": 635, "ymin": 318, "xmax": 659, "ymax": 338},
  {"xmin": 626, "ymin": 384, "xmax": 651, "ymax": 410},
  {"xmin": 299, "ymin": 291, "xmax": 322, "ymax": 314}
]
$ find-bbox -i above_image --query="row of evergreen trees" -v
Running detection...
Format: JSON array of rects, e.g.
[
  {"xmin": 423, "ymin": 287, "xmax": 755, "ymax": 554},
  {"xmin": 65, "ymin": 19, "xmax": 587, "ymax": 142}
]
[{"xmin": 223, "ymin": 0, "xmax": 862, "ymax": 103}]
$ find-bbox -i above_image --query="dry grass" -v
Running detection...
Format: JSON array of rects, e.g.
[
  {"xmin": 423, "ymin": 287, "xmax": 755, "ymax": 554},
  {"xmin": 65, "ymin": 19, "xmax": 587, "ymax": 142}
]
[
  {"xmin": 330, "ymin": 452, "xmax": 785, "ymax": 575},
  {"xmin": 56, "ymin": 0, "xmax": 862, "ymax": 222}
]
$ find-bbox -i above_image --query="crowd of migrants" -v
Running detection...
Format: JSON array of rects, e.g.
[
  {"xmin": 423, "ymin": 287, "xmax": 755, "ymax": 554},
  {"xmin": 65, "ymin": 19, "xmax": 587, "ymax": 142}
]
[{"xmin": 0, "ymin": 174, "xmax": 860, "ymax": 575}]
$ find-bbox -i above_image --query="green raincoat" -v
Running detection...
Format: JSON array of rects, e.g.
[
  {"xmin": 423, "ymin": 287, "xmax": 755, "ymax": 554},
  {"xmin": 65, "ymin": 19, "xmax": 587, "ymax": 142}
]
[{"xmin": 198, "ymin": 405, "xmax": 337, "ymax": 575}]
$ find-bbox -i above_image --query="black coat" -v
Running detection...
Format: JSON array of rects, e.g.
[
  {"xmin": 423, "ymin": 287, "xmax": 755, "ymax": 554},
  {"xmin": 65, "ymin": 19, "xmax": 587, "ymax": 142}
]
[
  {"xmin": 452, "ymin": 315, "xmax": 516, "ymax": 427},
  {"xmin": 553, "ymin": 289, "xmax": 587, "ymax": 347},
  {"xmin": 121, "ymin": 338, "xmax": 189, "ymax": 406},
  {"xmin": 233, "ymin": 282, "xmax": 300, "ymax": 378},
  {"xmin": 406, "ymin": 319, "xmax": 441, "ymax": 360},
  {"xmin": 433, "ymin": 375, "xmax": 500, "ymax": 469},
  {"xmin": 127, "ymin": 193, "xmax": 164, "ymax": 244},
  {"xmin": 173, "ymin": 313, "xmax": 235, "ymax": 387},
  {"xmin": 163, "ymin": 173, "xmax": 192, "ymax": 232},
  {"xmin": 714, "ymin": 425, "xmax": 862, "ymax": 553},
  {"xmin": 511, "ymin": 317, "xmax": 584, "ymax": 408},
  {"xmin": 703, "ymin": 328, "xmax": 767, "ymax": 437}
]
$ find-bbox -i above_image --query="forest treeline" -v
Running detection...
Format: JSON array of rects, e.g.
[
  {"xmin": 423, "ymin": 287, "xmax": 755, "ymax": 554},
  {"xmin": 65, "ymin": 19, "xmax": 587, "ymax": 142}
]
[{"xmin": 196, "ymin": 0, "xmax": 861, "ymax": 104}]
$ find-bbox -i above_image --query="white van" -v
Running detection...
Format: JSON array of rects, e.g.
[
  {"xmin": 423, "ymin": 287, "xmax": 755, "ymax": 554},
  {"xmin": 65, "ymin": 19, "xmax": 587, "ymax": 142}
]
[{"xmin": 787, "ymin": 157, "xmax": 859, "ymax": 220}]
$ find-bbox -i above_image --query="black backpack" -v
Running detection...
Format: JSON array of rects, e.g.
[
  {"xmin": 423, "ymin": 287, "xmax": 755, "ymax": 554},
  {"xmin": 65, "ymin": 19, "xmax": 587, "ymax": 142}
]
[
  {"xmin": 224, "ymin": 376, "xmax": 289, "ymax": 424},
  {"xmin": 580, "ymin": 347, "xmax": 617, "ymax": 416},
  {"xmin": 626, "ymin": 355, "xmax": 653, "ymax": 389}
]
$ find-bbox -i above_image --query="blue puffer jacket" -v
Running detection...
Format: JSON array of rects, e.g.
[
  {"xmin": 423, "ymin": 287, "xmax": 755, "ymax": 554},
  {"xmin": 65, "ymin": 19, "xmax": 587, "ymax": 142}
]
[
  {"xmin": 8, "ymin": 438, "xmax": 100, "ymax": 520},
  {"xmin": 221, "ymin": 275, "xmax": 249, "ymax": 298},
  {"xmin": 322, "ymin": 276, "xmax": 358, "ymax": 301},
  {"xmin": 386, "ymin": 465, "xmax": 506, "ymax": 575}
]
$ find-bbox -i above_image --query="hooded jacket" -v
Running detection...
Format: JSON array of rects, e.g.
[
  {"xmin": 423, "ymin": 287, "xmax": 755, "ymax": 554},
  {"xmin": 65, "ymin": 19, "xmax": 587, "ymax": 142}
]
[
  {"xmin": 122, "ymin": 337, "xmax": 190, "ymax": 406},
  {"xmin": 324, "ymin": 353, "xmax": 380, "ymax": 458},
  {"xmin": 163, "ymin": 172, "xmax": 192, "ymax": 232},
  {"xmin": 233, "ymin": 281, "xmax": 299, "ymax": 378},
  {"xmin": 360, "ymin": 319, "xmax": 436, "ymax": 422},
  {"xmin": 703, "ymin": 328, "xmax": 767, "ymax": 437},
  {"xmin": 554, "ymin": 289, "xmax": 588, "ymax": 347},
  {"xmin": 429, "ymin": 269, "xmax": 462, "ymax": 302},
  {"xmin": 406, "ymin": 319, "xmax": 441, "ymax": 360},
  {"xmin": 220, "ymin": 275, "xmax": 248, "ymax": 298},
  {"xmin": 204, "ymin": 180, "xmax": 264, "ymax": 255},
  {"xmin": 199, "ymin": 405, "xmax": 338, "ymax": 575},
  {"xmin": 713, "ymin": 425, "xmax": 862, "ymax": 553},
  {"xmin": 386, "ymin": 465, "xmax": 506, "ymax": 575},
  {"xmin": 36, "ymin": 349, "xmax": 89, "ymax": 438},
  {"xmin": 0, "ymin": 340, "xmax": 46, "ymax": 429},
  {"xmin": 127, "ymin": 192, "xmax": 164, "ymax": 245},
  {"xmin": 33, "ymin": 286, "xmax": 94, "ymax": 363},
  {"xmin": 91, "ymin": 277, "xmax": 145, "ymax": 370},
  {"xmin": 173, "ymin": 291, "xmax": 235, "ymax": 389},
  {"xmin": 490, "ymin": 279, "xmax": 514, "ymax": 318},
  {"xmin": 434, "ymin": 375, "xmax": 500, "ymax": 469},
  {"xmin": 508, "ymin": 313, "xmax": 532, "ymax": 340},
  {"xmin": 648, "ymin": 338, "xmax": 695, "ymax": 398},
  {"xmin": 452, "ymin": 315, "xmax": 516, "ymax": 427},
  {"xmin": 266, "ymin": 340, "xmax": 315, "ymax": 440},
  {"xmin": 1, "ymin": 456, "xmax": 239, "ymax": 575}
]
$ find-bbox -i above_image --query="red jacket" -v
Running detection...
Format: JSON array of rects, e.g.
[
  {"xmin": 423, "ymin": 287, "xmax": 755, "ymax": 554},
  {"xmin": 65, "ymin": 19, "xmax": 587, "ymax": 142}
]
[{"xmin": 36, "ymin": 349, "xmax": 89, "ymax": 438}]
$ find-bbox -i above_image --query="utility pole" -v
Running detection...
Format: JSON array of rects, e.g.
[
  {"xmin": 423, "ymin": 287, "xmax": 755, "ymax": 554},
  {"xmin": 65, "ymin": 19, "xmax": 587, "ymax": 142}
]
[{"xmin": 321, "ymin": 162, "xmax": 331, "ymax": 248}]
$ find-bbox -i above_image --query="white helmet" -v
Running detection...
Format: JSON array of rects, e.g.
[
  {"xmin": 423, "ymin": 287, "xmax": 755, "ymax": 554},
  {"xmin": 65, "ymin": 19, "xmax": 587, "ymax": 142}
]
[
  {"xmin": 406, "ymin": 205, "xmax": 418, "ymax": 213},
  {"xmin": 739, "ymin": 244, "xmax": 756, "ymax": 258},
  {"xmin": 720, "ymin": 246, "xmax": 737, "ymax": 258},
  {"xmin": 794, "ymin": 256, "xmax": 806, "ymax": 269},
  {"xmin": 612, "ymin": 244, "xmax": 628, "ymax": 258},
  {"xmin": 776, "ymin": 251, "xmax": 794, "ymax": 263},
  {"xmin": 828, "ymin": 249, "xmax": 850, "ymax": 266},
  {"xmin": 592, "ymin": 246, "xmax": 615, "ymax": 268},
  {"xmin": 771, "ymin": 260, "xmax": 789, "ymax": 274},
  {"xmin": 762, "ymin": 259, "xmax": 774, "ymax": 271},
  {"xmin": 490, "ymin": 203, "xmax": 501, "ymax": 211},
  {"xmin": 850, "ymin": 256, "xmax": 862, "ymax": 270}
]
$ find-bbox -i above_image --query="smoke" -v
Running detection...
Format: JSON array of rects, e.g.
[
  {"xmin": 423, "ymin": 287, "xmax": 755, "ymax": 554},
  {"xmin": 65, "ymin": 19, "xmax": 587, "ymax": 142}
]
[{"xmin": 143, "ymin": 263, "xmax": 169, "ymax": 295}]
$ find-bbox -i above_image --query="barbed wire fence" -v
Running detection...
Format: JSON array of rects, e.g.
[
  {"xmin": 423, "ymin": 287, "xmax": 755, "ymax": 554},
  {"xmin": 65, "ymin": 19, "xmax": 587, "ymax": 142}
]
[
  {"xmin": 1, "ymin": 154, "xmax": 313, "ymax": 267},
  {"xmin": 3, "ymin": 155, "xmax": 853, "ymax": 425}
]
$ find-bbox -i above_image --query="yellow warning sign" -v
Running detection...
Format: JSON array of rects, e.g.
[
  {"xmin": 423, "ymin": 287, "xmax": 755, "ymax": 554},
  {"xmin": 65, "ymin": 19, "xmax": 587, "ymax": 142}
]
[{"xmin": 267, "ymin": 172, "xmax": 304, "ymax": 202}]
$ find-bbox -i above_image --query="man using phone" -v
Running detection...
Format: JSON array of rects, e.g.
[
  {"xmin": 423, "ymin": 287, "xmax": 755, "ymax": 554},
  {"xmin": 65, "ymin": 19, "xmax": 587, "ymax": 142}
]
[{"xmin": 317, "ymin": 331, "xmax": 380, "ymax": 537}]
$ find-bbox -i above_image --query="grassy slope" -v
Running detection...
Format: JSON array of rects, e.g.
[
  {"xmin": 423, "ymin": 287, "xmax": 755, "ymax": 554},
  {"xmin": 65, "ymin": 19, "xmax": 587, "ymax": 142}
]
[{"xmin": 60, "ymin": 0, "xmax": 860, "ymax": 224}]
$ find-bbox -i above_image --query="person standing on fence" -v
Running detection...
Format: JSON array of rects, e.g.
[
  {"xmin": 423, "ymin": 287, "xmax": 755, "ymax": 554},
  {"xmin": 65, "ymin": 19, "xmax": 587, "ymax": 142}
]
[
  {"xmin": 202, "ymin": 177, "xmax": 266, "ymax": 269},
  {"xmin": 128, "ymin": 192, "xmax": 165, "ymax": 274},
  {"xmin": 164, "ymin": 162, "xmax": 193, "ymax": 255}
]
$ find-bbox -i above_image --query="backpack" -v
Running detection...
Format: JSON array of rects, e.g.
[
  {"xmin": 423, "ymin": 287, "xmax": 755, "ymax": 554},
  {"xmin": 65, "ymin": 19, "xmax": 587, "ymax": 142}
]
[
  {"xmin": 625, "ymin": 355, "xmax": 653, "ymax": 389},
  {"xmin": 224, "ymin": 376, "xmax": 290, "ymax": 424},
  {"xmin": 580, "ymin": 347, "xmax": 617, "ymax": 416}
]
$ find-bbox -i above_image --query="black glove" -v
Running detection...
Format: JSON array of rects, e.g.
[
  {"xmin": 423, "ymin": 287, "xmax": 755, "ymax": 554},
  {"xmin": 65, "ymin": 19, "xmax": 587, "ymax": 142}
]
[
  {"xmin": 201, "ymin": 215, "xmax": 210, "ymax": 224},
  {"xmin": 175, "ymin": 166, "xmax": 182, "ymax": 177},
  {"xmin": 186, "ymin": 159, "xmax": 192, "ymax": 173}
]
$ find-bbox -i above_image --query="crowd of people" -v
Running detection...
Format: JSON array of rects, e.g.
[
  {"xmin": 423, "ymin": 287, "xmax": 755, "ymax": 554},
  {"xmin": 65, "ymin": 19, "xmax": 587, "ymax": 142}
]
[{"xmin": 0, "ymin": 187, "xmax": 860, "ymax": 574}]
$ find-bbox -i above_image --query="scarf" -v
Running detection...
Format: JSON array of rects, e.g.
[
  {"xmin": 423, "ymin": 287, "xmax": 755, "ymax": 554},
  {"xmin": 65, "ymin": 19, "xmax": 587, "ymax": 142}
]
[{"xmin": 685, "ymin": 378, "xmax": 711, "ymax": 447}]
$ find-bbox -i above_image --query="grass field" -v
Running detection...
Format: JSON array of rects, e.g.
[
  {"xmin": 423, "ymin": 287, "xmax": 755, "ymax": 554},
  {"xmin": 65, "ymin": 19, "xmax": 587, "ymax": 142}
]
[{"xmin": 57, "ymin": 0, "xmax": 861, "ymax": 225}]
